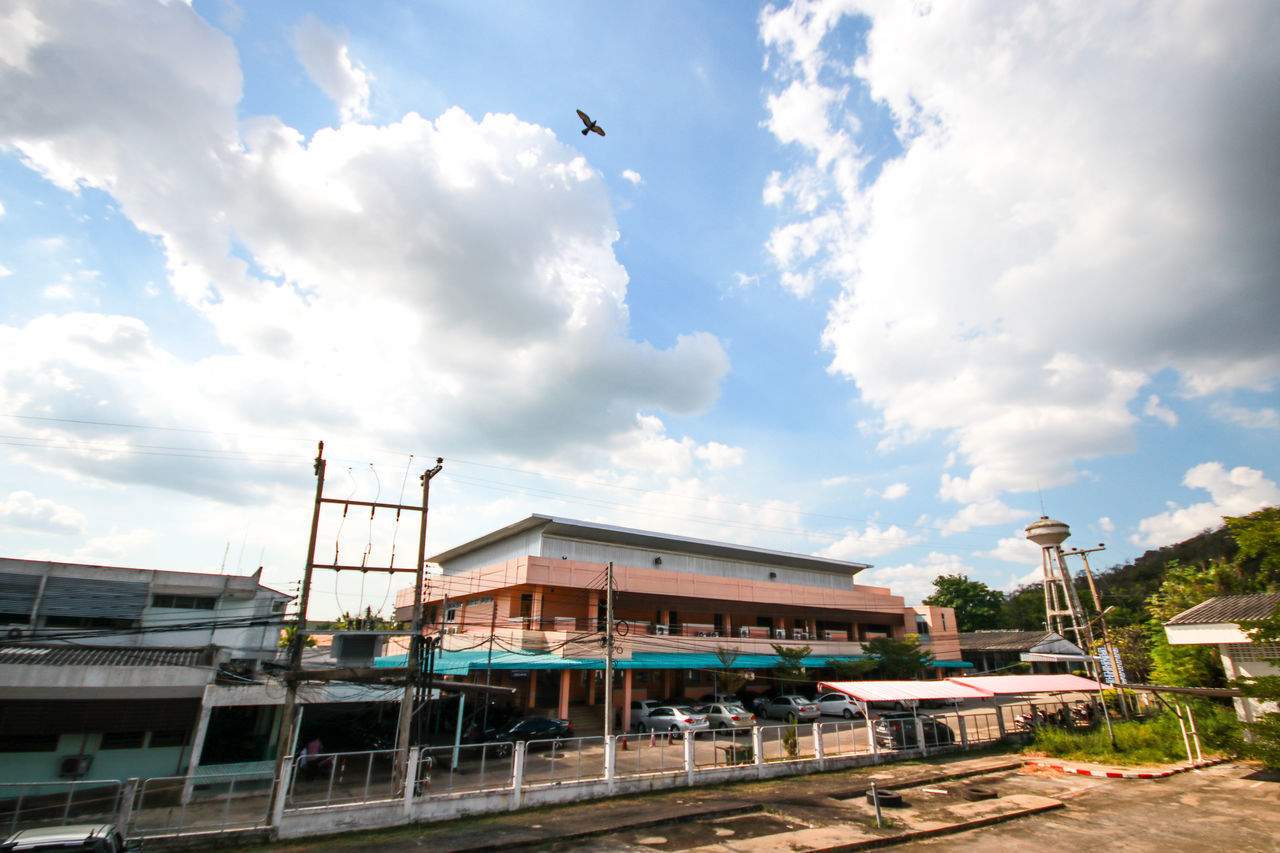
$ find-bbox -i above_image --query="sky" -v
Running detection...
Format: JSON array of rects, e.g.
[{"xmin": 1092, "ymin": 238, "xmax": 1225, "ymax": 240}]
[{"xmin": 2, "ymin": 0, "xmax": 1279, "ymax": 619}]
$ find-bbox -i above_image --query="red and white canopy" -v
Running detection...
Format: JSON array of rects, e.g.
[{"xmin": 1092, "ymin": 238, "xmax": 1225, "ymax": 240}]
[
  {"xmin": 948, "ymin": 674, "xmax": 1107, "ymax": 694},
  {"xmin": 817, "ymin": 679, "xmax": 994, "ymax": 703}
]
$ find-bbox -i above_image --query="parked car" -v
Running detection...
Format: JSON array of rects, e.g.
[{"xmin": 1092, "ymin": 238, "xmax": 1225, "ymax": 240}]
[
  {"xmin": 483, "ymin": 716, "xmax": 573, "ymax": 755},
  {"xmin": 815, "ymin": 692, "xmax": 865, "ymax": 719},
  {"xmin": 639, "ymin": 706, "xmax": 710, "ymax": 738},
  {"xmin": 630, "ymin": 699, "xmax": 664, "ymax": 731},
  {"xmin": 872, "ymin": 712, "xmax": 955, "ymax": 750},
  {"xmin": 2, "ymin": 823, "xmax": 139, "ymax": 852},
  {"xmin": 763, "ymin": 695, "xmax": 820, "ymax": 722},
  {"xmin": 697, "ymin": 702, "xmax": 756, "ymax": 730}
]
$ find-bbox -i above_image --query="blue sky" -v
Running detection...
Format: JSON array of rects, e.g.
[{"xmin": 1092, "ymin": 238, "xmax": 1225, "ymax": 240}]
[{"xmin": 2, "ymin": 0, "xmax": 1279, "ymax": 617}]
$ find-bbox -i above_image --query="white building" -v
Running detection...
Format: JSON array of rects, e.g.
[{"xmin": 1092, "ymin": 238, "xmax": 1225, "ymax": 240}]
[
  {"xmin": 1164, "ymin": 592, "xmax": 1280, "ymax": 725},
  {"xmin": 0, "ymin": 558, "xmax": 291, "ymax": 784}
]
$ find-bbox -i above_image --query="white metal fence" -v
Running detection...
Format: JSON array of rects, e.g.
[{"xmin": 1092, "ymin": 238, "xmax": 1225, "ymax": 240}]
[{"xmin": 1, "ymin": 697, "xmax": 1099, "ymax": 842}]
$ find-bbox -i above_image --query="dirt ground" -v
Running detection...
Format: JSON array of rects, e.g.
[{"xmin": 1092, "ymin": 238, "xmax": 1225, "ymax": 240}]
[{"xmin": 238, "ymin": 755, "xmax": 1280, "ymax": 853}]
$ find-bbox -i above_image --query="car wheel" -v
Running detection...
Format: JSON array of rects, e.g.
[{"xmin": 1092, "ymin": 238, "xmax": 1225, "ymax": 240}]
[
  {"xmin": 495, "ymin": 743, "xmax": 512, "ymax": 758},
  {"xmin": 842, "ymin": 709, "xmax": 854, "ymax": 720},
  {"xmin": 552, "ymin": 738, "xmax": 564, "ymax": 751}
]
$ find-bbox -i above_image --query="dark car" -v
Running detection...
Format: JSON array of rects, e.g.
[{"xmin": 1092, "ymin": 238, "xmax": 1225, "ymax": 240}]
[
  {"xmin": 872, "ymin": 712, "xmax": 955, "ymax": 749},
  {"xmin": 483, "ymin": 716, "xmax": 573, "ymax": 755}
]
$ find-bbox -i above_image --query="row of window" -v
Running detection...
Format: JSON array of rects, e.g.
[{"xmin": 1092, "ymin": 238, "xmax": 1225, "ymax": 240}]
[
  {"xmin": 151, "ymin": 594, "xmax": 218, "ymax": 610},
  {"xmin": 0, "ymin": 730, "xmax": 189, "ymax": 753}
]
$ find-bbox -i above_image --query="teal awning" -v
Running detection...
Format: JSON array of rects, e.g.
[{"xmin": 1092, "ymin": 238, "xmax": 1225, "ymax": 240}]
[
  {"xmin": 374, "ymin": 649, "xmax": 869, "ymax": 674},
  {"xmin": 931, "ymin": 660, "xmax": 974, "ymax": 669}
]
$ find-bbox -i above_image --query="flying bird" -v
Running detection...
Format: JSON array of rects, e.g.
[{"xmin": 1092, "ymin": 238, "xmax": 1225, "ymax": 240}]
[{"xmin": 577, "ymin": 109, "xmax": 605, "ymax": 137}]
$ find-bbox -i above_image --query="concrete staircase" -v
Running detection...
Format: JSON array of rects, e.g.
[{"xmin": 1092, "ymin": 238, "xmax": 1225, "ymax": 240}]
[{"xmin": 563, "ymin": 704, "xmax": 606, "ymax": 737}]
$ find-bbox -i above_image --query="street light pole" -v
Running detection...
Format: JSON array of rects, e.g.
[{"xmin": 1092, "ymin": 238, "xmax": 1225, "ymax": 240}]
[{"xmin": 1068, "ymin": 545, "xmax": 1131, "ymax": 720}]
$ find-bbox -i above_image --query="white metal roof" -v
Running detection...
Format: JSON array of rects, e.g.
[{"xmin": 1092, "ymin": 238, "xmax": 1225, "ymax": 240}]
[
  {"xmin": 817, "ymin": 679, "xmax": 995, "ymax": 702},
  {"xmin": 949, "ymin": 674, "xmax": 1106, "ymax": 694}
]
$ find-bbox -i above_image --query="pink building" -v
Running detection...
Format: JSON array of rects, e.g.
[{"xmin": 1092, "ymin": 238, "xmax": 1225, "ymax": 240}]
[{"xmin": 393, "ymin": 515, "xmax": 962, "ymax": 730}]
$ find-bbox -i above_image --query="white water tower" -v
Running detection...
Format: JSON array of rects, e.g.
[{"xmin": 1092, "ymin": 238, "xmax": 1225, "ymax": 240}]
[{"xmin": 1025, "ymin": 516, "xmax": 1094, "ymax": 650}]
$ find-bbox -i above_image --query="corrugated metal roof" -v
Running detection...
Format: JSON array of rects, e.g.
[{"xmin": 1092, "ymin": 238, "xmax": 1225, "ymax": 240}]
[
  {"xmin": 818, "ymin": 679, "xmax": 994, "ymax": 702},
  {"xmin": 949, "ymin": 674, "xmax": 1105, "ymax": 694},
  {"xmin": 1166, "ymin": 593, "xmax": 1280, "ymax": 625},
  {"xmin": 0, "ymin": 644, "xmax": 213, "ymax": 668},
  {"xmin": 957, "ymin": 631, "xmax": 1056, "ymax": 652},
  {"xmin": 429, "ymin": 514, "xmax": 872, "ymax": 573}
]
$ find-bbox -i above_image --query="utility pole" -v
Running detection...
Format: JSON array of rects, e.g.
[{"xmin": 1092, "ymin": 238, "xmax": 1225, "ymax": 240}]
[
  {"xmin": 1068, "ymin": 544, "xmax": 1131, "ymax": 720},
  {"xmin": 267, "ymin": 443, "xmax": 443, "ymax": 817},
  {"xmin": 603, "ymin": 561, "xmax": 614, "ymax": 740},
  {"xmin": 396, "ymin": 458, "xmax": 444, "ymax": 766}
]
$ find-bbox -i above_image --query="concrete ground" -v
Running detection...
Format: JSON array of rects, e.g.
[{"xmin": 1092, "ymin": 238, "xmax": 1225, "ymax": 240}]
[{"xmin": 233, "ymin": 753, "xmax": 1280, "ymax": 853}]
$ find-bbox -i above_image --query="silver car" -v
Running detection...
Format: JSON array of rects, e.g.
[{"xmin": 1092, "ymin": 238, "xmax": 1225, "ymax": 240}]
[
  {"xmin": 641, "ymin": 705, "xmax": 710, "ymax": 738},
  {"xmin": 815, "ymin": 691, "xmax": 865, "ymax": 719},
  {"xmin": 763, "ymin": 694, "xmax": 821, "ymax": 721},
  {"xmin": 697, "ymin": 702, "xmax": 757, "ymax": 730}
]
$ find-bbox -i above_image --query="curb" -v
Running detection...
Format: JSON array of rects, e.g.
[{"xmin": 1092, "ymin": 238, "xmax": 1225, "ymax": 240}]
[{"xmin": 1022, "ymin": 757, "xmax": 1228, "ymax": 779}]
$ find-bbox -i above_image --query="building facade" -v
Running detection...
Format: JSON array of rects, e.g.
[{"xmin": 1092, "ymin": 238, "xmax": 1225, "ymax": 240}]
[
  {"xmin": 0, "ymin": 558, "xmax": 291, "ymax": 784},
  {"xmin": 392, "ymin": 515, "xmax": 964, "ymax": 730}
]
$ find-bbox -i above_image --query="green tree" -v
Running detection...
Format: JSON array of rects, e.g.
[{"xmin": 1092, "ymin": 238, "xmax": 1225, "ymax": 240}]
[
  {"xmin": 713, "ymin": 645, "xmax": 746, "ymax": 698},
  {"xmin": 863, "ymin": 635, "xmax": 934, "ymax": 679},
  {"xmin": 825, "ymin": 657, "xmax": 877, "ymax": 680},
  {"xmin": 278, "ymin": 622, "xmax": 317, "ymax": 650},
  {"xmin": 1144, "ymin": 559, "xmax": 1246, "ymax": 687},
  {"xmin": 923, "ymin": 574, "xmax": 1005, "ymax": 632},
  {"xmin": 770, "ymin": 643, "xmax": 811, "ymax": 694},
  {"xmin": 1000, "ymin": 584, "xmax": 1048, "ymax": 631},
  {"xmin": 1225, "ymin": 506, "xmax": 1280, "ymax": 587}
]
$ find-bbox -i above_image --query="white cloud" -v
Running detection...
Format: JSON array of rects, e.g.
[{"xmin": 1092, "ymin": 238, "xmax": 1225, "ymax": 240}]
[
  {"xmin": 694, "ymin": 441, "xmax": 743, "ymax": 470},
  {"xmin": 42, "ymin": 283, "xmax": 72, "ymax": 300},
  {"xmin": 937, "ymin": 499, "xmax": 1028, "ymax": 535},
  {"xmin": 977, "ymin": 533, "xmax": 1042, "ymax": 566},
  {"xmin": 881, "ymin": 482, "xmax": 908, "ymax": 500},
  {"xmin": 0, "ymin": 263, "xmax": 11, "ymax": 277},
  {"xmin": 294, "ymin": 15, "xmax": 371, "ymax": 123},
  {"xmin": 732, "ymin": 271, "xmax": 758, "ymax": 288},
  {"xmin": 1098, "ymin": 516, "xmax": 1115, "ymax": 534},
  {"xmin": 0, "ymin": 490, "xmax": 86, "ymax": 534},
  {"xmin": 761, "ymin": 1, "xmax": 1280, "ymax": 503},
  {"xmin": 859, "ymin": 551, "xmax": 971, "ymax": 605},
  {"xmin": 1211, "ymin": 401, "xmax": 1279, "ymax": 430},
  {"xmin": 0, "ymin": 2, "xmax": 729, "ymax": 496},
  {"xmin": 621, "ymin": 169, "xmax": 643, "ymax": 185},
  {"xmin": 818, "ymin": 521, "xmax": 924, "ymax": 560},
  {"xmin": 1131, "ymin": 462, "xmax": 1280, "ymax": 548},
  {"xmin": 1144, "ymin": 394, "xmax": 1178, "ymax": 427}
]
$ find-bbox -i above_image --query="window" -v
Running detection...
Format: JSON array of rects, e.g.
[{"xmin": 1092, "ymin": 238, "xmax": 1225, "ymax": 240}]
[
  {"xmin": 0, "ymin": 733, "xmax": 58, "ymax": 753},
  {"xmin": 151, "ymin": 594, "xmax": 217, "ymax": 610},
  {"xmin": 101, "ymin": 731, "xmax": 145, "ymax": 750}
]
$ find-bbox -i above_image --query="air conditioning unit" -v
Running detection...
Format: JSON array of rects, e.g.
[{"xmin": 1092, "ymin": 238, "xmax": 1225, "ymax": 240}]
[
  {"xmin": 709, "ymin": 631, "xmax": 720, "ymax": 637},
  {"xmin": 655, "ymin": 624, "xmax": 669, "ymax": 636},
  {"xmin": 823, "ymin": 631, "xmax": 837, "ymax": 641},
  {"xmin": 738, "ymin": 627, "xmax": 751, "ymax": 639},
  {"xmin": 793, "ymin": 630, "xmax": 808, "ymax": 640},
  {"xmin": 695, "ymin": 631, "xmax": 708, "ymax": 637},
  {"xmin": 59, "ymin": 755, "xmax": 92, "ymax": 778},
  {"xmin": 442, "ymin": 626, "xmax": 458, "ymax": 635},
  {"xmin": 773, "ymin": 628, "xmax": 787, "ymax": 639}
]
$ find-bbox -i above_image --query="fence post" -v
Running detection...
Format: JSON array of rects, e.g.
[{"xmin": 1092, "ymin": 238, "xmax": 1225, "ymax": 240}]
[
  {"xmin": 867, "ymin": 716, "xmax": 879, "ymax": 760},
  {"xmin": 958, "ymin": 715, "xmax": 969, "ymax": 750},
  {"xmin": 752, "ymin": 725, "xmax": 764, "ymax": 777},
  {"xmin": 684, "ymin": 732, "xmax": 695, "ymax": 785},
  {"xmin": 512, "ymin": 743, "xmax": 525, "ymax": 809},
  {"xmin": 995, "ymin": 705, "xmax": 1007, "ymax": 740},
  {"xmin": 403, "ymin": 747, "xmax": 419, "ymax": 815},
  {"xmin": 116, "ymin": 778, "xmax": 139, "ymax": 833},
  {"xmin": 915, "ymin": 718, "xmax": 928, "ymax": 758},
  {"xmin": 270, "ymin": 753, "xmax": 293, "ymax": 830},
  {"xmin": 813, "ymin": 723, "xmax": 824, "ymax": 770}
]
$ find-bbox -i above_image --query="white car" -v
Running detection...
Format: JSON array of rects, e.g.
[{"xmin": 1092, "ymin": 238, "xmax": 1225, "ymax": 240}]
[
  {"xmin": 763, "ymin": 695, "xmax": 821, "ymax": 721},
  {"xmin": 641, "ymin": 706, "xmax": 710, "ymax": 738},
  {"xmin": 815, "ymin": 692, "xmax": 865, "ymax": 719},
  {"xmin": 630, "ymin": 699, "xmax": 663, "ymax": 731}
]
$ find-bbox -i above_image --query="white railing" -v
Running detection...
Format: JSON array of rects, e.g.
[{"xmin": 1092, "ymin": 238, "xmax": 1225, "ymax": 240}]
[{"xmin": 2, "ymin": 698, "xmax": 1096, "ymax": 842}]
